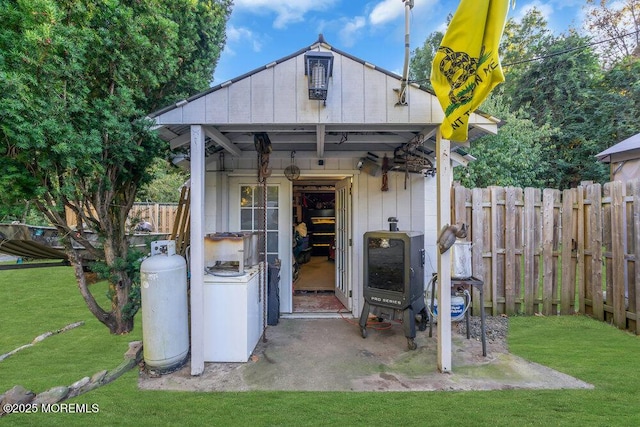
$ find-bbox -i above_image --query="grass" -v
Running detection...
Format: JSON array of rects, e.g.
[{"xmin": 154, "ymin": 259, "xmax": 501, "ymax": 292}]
[{"xmin": 2, "ymin": 266, "xmax": 640, "ymax": 426}]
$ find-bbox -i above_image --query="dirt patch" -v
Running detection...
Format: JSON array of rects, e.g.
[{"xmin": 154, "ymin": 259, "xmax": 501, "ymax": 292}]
[{"xmin": 139, "ymin": 316, "xmax": 592, "ymax": 392}]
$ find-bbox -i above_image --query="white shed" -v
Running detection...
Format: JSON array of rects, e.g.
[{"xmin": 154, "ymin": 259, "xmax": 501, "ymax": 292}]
[{"xmin": 149, "ymin": 35, "xmax": 499, "ymax": 374}]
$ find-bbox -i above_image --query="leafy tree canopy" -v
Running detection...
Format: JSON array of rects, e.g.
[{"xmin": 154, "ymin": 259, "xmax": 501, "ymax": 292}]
[
  {"xmin": 137, "ymin": 159, "xmax": 189, "ymax": 203},
  {"xmin": 0, "ymin": 0, "xmax": 232, "ymax": 334},
  {"xmin": 584, "ymin": 0, "xmax": 640, "ymax": 69},
  {"xmin": 454, "ymin": 93, "xmax": 558, "ymax": 189}
]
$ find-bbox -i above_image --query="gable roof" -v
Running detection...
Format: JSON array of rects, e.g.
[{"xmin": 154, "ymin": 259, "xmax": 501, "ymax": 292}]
[
  {"xmin": 596, "ymin": 132, "xmax": 640, "ymax": 163},
  {"xmin": 148, "ymin": 35, "xmax": 500, "ymax": 161}
]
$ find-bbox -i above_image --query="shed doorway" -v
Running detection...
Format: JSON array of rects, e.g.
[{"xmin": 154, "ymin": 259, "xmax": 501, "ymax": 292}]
[{"xmin": 292, "ymin": 177, "xmax": 352, "ymax": 314}]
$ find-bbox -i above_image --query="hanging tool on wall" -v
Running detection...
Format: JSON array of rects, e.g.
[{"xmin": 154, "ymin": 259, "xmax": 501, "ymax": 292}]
[
  {"xmin": 391, "ymin": 134, "xmax": 436, "ymax": 189},
  {"xmin": 381, "ymin": 154, "xmax": 390, "ymax": 191},
  {"xmin": 254, "ymin": 133, "xmax": 272, "ymax": 182}
]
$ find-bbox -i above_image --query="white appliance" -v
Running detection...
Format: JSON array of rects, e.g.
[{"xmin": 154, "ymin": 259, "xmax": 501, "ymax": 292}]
[
  {"xmin": 204, "ymin": 232, "xmax": 259, "ymax": 271},
  {"xmin": 203, "ymin": 263, "xmax": 264, "ymax": 362}
]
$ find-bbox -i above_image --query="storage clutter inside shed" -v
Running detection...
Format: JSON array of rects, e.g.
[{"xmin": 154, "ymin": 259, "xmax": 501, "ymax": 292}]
[{"xmin": 292, "ymin": 180, "xmax": 344, "ymax": 313}]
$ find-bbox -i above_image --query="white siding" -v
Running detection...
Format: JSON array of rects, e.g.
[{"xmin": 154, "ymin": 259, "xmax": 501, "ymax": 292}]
[
  {"xmin": 340, "ymin": 56, "xmax": 365, "ymax": 123},
  {"xmin": 183, "ymin": 96, "xmax": 206, "ymax": 123},
  {"xmin": 228, "ymin": 78, "xmax": 252, "ymax": 123},
  {"xmin": 364, "ymin": 65, "xmax": 387, "ymax": 123},
  {"xmin": 408, "ymin": 85, "xmax": 432, "ymax": 124},
  {"xmin": 154, "ymin": 47, "xmax": 496, "ymax": 129},
  {"xmin": 205, "ymin": 88, "xmax": 228, "ymax": 123},
  {"xmin": 251, "ymin": 68, "xmax": 275, "ymax": 123},
  {"xmin": 274, "ymin": 59, "xmax": 298, "ymax": 123}
]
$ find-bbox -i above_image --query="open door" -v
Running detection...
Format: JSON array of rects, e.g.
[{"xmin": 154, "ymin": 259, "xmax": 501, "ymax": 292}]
[{"xmin": 334, "ymin": 177, "xmax": 352, "ymax": 309}]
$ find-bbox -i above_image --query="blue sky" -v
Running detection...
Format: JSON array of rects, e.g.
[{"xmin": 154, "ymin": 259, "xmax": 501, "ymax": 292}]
[{"xmin": 212, "ymin": 0, "xmax": 592, "ymax": 85}]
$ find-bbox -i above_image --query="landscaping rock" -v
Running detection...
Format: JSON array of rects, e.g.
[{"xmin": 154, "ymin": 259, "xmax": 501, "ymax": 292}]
[
  {"xmin": 67, "ymin": 376, "xmax": 95, "ymax": 399},
  {"xmin": 32, "ymin": 386, "xmax": 69, "ymax": 405},
  {"xmin": 1, "ymin": 341, "xmax": 143, "ymax": 417},
  {"xmin": 0, "ymin": 385, "xmax": 35, "ymax": 416},
  {"xmin": 71, "ymin": 376, "xmax": 90, "ymax": 390},
  {"xmin": 91, "ymin": 369, "xmax": 108, "ymax": 384},
  {"xmin": 455, "ymin": 315, "xmax": 509, "ymax": 352},
  {"xmin": 125, "ymin": 341, "xmax": 143, "ymax": 360},
  {"xmin": 1, "ymin": 385, "xmax": 35, "ymax": 405}
]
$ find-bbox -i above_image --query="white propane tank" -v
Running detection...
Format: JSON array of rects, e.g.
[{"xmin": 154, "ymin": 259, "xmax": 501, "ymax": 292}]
[{"xmin": 140, "ymin": 240, "xmax": 189, "ymax": 372}]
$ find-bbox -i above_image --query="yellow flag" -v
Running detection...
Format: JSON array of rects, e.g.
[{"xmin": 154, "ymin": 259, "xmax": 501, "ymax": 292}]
[{"xmin": 431, "ymin": 0, "xmax": 509, "ymax": 142}]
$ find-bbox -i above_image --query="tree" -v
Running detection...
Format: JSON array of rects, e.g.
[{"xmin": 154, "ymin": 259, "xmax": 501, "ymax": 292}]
[
  {"xmin": 137, "ymin": 159, "xmax": 189, "ymax": 204},
  {"xmin": 454, "ymin": 93, "xmax": 558, "ymax": 189},
  {"xmin": 508, "ymin": 32, "xmax": 609, "ymax": 188},
  {"xmin": 0, "ymin": 0, "xmax": 232, "ymax": 334},
  {"xmin": 591, "ymin": 57, "xmax": 640, "ymax": 144},
  {"xmin": 498, "ymin": 8, "xmax": 553, "ymax": 101},
  {"xmin": 584, "ymin": 0, "xmax": 640, "ymax": 69},
  {"xmin": 409, "ymin": 28, "xmax": 444, "ymax": 90}
]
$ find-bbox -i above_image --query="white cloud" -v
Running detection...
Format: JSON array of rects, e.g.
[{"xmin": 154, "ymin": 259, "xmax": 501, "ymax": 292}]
[
  {"xmin": 225, "ymin": 25, "xmax": 263, "ymax": 55},
  {"xmin": 338, "ymin": 16, "xmax": 367, "ymax": 47},
  {"xmin": 233, "ymin": 0, "xmax": 339, "ymax": 29},
  {"xmin": 515, "ymin": 1, "xmax": 554, "ymax": 23},
  {"xmin": 369, "ymin": 0, "xmax": 405, "ymax": 26}
]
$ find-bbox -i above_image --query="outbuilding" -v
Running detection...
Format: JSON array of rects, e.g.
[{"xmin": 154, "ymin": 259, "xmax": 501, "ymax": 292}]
[
  {"xmin": 149, "ymin": 35, "xmax": 499, "ymax": 374},
  {"xmin": 596, "ymin": 132, "xmax": 640, "ymax": 183}
]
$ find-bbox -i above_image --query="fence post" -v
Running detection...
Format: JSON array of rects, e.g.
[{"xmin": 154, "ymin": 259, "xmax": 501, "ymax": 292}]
[
  {"xmin": 561, "ymin": 188, "xmax": 576, "ymax": 314},
  {"xmin": 589, "ymin": 184, "xmax": 604, "ymax": 321},
  {"xmin": 576, "ymin": 185, "xmax": 586, "ymax": 313},
  {"xmin": 542, "ymin": 189, "xmax": 556, "ymax": 315},
  {"xmin": 489, "ymin": 187, "xmax": 503, "ymax": 316},
  {"xmin": 610, "ymin": 181, "xmax": 627, "ymax": 329},
  {"xmin": 505, "ymin": 187, "xmax": 517, "ymax": 315},
  {"xmin": 523, "ymin": 188, "xmax": 537, "ymax": 315},
  {"xmin": 471, "ymin": 188, "xmax": 485, "ymax": 316}
]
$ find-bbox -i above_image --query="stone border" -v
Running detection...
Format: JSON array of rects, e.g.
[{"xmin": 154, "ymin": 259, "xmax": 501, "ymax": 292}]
[
  {"xmin": 0, "ymin": 322, "xmax": 85, "ymax": 362},
  {"xmin": 0, "ymin": 341, "xmax": 142, "ymax": 417}
]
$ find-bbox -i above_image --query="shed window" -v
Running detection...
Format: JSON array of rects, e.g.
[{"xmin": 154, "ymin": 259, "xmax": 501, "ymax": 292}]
[{"xmin": 240, "ymin": 185, "xmax": 279, "ymax": 264}]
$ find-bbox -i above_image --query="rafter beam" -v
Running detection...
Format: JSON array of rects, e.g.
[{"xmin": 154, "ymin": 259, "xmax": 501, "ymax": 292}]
[
  {"xmin": 170, "ymin": 133, "xmax": 191, "ymax": 150},
  {"xmin": 420, "ymin": 127, "xmax": 437, "ymax": 141},
  {"xmin": 203, "ymin": 125, "xmax": 242, "ymax": 157},
  {"xmin": 450, "ymin": 152, "xmax": 469, "ymax": 167},
  {"xmin": 230, "ymin": 133, "xmax": 408, "ymax": 145}
]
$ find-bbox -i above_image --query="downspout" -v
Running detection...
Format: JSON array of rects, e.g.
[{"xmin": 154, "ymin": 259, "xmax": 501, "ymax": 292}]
[{"xmin": 396, "ymin": 0, "xmax": 414, "ymax": 106}]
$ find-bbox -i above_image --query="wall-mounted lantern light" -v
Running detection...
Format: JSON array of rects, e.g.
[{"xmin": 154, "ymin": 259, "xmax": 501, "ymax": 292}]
[{"xmin": 305, "ymin": 51, "xmax": 333, "ymax": 103}]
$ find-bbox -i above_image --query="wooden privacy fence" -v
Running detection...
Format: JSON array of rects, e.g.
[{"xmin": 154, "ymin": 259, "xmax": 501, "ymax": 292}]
[
  {"xmin": 65, "ymin": 203, "xmax": 179, "ymax": 234},
  {"xmin": 452, "ymin": 180, "xmax": 640, "ymax": 334},
  {"xmin": 62, "ymin": 189, "xmax": 190, "ymax": 256},
  {"xmin": 128, "ymin": 202, "xmax": 179, "ymax": 234}
]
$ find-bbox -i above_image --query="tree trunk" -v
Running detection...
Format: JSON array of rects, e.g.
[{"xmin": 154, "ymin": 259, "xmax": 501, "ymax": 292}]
[
  {"xmin": 109, "ymin": 271, "xmax": 135, "ymax": 335},
  {"xmin": 65, "ymin": 238, "xmax": 135, "ymax": 335}
]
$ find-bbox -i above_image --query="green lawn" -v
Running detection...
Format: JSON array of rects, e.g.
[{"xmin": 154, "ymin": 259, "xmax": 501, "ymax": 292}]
[{"xmin": 2, "ymin": 265, "xmax": 640, "ymax": 426}]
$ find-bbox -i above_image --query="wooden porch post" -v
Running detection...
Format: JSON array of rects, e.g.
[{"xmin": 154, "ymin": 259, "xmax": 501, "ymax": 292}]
[
  {"xmin": 436, "ymin": 129, "xmax": 452, "ymax": 373},
  {"xmin": 190, "ymin": 125, "xmax": 205, "ymax": 375}
]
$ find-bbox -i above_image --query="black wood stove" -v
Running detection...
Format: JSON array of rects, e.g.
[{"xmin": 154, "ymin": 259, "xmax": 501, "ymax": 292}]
[{"xmin": 359, "ymin": 231, "xmax": 428, "ymax": 350}]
